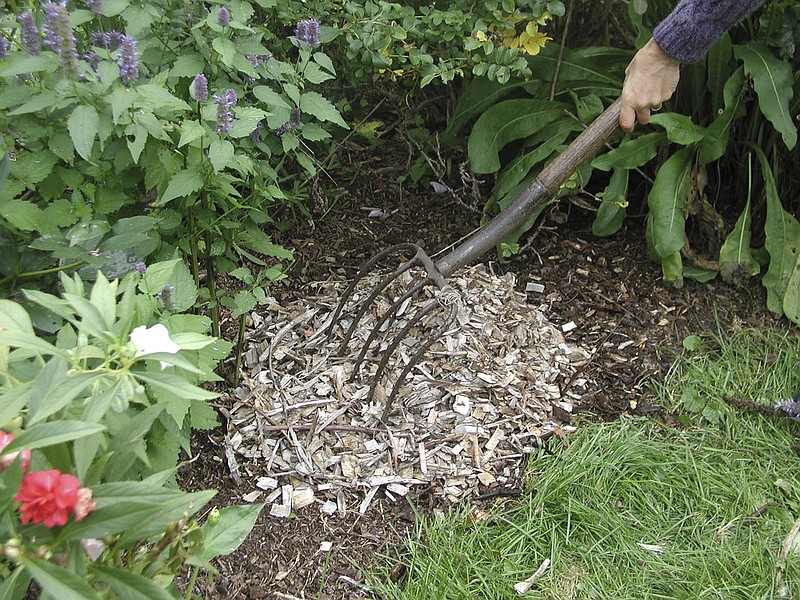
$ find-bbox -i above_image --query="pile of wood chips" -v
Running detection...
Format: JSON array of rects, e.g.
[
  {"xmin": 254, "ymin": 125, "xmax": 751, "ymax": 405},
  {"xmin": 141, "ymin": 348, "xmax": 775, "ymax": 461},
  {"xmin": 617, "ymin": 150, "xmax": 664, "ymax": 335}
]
[{"xmin": 224, "ymin": 264, "xmax": 591, "ymax": 517}]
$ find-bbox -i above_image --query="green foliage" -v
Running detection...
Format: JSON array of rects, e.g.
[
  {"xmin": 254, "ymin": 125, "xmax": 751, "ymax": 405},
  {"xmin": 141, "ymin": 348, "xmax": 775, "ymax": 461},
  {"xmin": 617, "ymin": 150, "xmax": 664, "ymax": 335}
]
[
  {"xmin": 456, "ymin": 0, "xmax": 799, "ymax": 322},
  {"xmin": 0, "ymin": 263, "xmax": 260, "ymax": 598}
]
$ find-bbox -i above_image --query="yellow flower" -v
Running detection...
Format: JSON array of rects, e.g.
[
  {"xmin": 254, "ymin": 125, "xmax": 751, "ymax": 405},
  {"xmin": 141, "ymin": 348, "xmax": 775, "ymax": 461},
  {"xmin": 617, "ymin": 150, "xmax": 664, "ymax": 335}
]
[{"xmin": 519, "ymin": 22, "xmax": 551, "ymax": 55}]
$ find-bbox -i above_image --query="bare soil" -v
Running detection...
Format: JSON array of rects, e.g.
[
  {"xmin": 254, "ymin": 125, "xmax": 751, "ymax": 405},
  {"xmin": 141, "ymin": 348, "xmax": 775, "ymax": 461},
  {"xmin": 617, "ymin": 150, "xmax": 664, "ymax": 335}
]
[{"xmin": 178, "ymin": 113, "xmax": 783, "ymax": 599}]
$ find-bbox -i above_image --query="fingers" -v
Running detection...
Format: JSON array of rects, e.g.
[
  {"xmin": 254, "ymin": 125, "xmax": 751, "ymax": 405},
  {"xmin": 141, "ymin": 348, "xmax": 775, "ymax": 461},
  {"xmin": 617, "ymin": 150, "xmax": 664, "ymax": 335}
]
[{"xmin": 619, "ymin": 104, "xmax": 636, "ymax": 132}]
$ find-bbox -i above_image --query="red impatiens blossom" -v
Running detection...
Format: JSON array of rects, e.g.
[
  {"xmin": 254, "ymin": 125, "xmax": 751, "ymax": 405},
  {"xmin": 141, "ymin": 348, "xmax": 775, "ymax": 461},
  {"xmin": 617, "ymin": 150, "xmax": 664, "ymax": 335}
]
[
  {"xmin": 15, "ymin": 470, "xmax": 95, "ymax": 527},
  {"xmin": 0, "ymin": 431, "xmax": 31, "ymax": 472}
]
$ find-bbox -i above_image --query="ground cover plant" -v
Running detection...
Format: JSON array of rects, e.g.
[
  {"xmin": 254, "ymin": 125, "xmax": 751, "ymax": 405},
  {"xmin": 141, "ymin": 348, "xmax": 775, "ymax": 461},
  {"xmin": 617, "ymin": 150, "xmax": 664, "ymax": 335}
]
[{"xmin": 371, "ymin": 326, "xmax": 800, "ymax": 598}]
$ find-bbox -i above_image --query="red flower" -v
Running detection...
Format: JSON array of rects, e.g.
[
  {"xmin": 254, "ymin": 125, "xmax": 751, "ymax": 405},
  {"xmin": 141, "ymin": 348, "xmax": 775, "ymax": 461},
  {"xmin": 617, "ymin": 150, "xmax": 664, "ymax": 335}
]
[
  {"xmin": 0, "ymin": 431, "xmax": 31, "ymax": 472},
  {"xmin": 15, "ymin": 470, "xmax": 89, "ymax": 527}
]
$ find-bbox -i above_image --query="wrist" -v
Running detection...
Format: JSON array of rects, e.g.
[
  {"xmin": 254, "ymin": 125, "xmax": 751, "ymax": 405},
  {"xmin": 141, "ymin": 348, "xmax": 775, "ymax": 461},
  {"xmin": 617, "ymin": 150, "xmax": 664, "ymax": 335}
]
[{"xmin": 642, "ymin": 38, "xmax": 680, "ymax": 67}]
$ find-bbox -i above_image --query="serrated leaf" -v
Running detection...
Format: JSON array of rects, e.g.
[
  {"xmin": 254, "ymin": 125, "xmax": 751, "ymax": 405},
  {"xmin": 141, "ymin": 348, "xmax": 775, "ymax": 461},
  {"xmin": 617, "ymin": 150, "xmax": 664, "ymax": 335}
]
[
  {"xmin": 208, "ymin": 139, "xmax": 234, "ymax": 172},
  {"xmin": 252, "ymin": 86, "xmax": 292, "ymax": 109},
  {"xmin": 0, "ymin": 199, "xmax": 44, "ymax": 232},
  {"xmin": 8, "ymin": 90, "xmax": 61, "ymax": 115},
  {"xmin": 10, "ymin": 151, "xmax": 59, "ymax": 189},
  {"xmin": 0, "ymin": 53, "xmax": 60, "ymax": 77},
  {"xmin": 91, "ymin": 566, "xmax": 174, "ymax": 600},
  {"xmin": 3, "ymin": 421, "xmax": 106, "ymax": 455},
  {"xmin": 299, "ymin": 91, "xmax": 348, "ymax": 128},
  {"xmin": 178, "ymin": 120, "xmax": 206, "ymax": 147},
  {"xmin": 160, "ymin": 169, "xmax": 203, "ymax": 204},
  {"xmin": 67, "ymin": 105, "xmax": 100, "ymax": 160},
  {"xmin": 135, "ymin": 372, "xmax": 219, "ymax": 401},
  {"xmin": 229, "ymin": 107, "xmax": 269, "ymax": 138}
]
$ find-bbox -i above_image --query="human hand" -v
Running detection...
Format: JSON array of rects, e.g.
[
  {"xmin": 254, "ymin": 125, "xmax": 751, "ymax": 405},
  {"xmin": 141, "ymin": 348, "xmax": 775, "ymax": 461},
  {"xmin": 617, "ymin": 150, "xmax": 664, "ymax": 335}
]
[{"xmin": 619, "ymin": 38, "xmax": 681, "ymax": 131}]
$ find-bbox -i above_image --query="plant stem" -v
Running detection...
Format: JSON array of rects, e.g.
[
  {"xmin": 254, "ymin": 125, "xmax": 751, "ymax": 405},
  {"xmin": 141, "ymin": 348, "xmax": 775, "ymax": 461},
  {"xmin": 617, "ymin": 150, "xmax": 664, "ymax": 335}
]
[
  {"xmin": 0, "ymin": 260, "xmax": 87, "ymax": 288},
  {"xmin": 234, "ymin": 312, "xmax": 246, "ymax": 379},
  {"xmin": 184, "ymin": 566, "xmax": 200, "ymax": 600}
]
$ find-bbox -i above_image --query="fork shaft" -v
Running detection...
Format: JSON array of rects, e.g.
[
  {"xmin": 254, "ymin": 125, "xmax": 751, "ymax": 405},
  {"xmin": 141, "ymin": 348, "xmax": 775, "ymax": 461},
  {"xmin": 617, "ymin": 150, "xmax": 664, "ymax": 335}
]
[{"xmin": 435, "ymin": 98, "xmax": 621, "ymax": 278}]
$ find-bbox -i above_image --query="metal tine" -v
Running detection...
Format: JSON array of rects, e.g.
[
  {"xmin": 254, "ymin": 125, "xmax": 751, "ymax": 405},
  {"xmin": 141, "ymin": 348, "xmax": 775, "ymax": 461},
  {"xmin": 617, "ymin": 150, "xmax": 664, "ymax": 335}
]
[
  {"xmin": 370, "ymin": 296, "xmax": 459, "ymax": 421},
  {"xmin": 327, "ymin": 243, "xmax": 425, "ymax": 349},
  {"xmin": 349, "ymin": 277, "xmax": 430, "ymax": 380}
]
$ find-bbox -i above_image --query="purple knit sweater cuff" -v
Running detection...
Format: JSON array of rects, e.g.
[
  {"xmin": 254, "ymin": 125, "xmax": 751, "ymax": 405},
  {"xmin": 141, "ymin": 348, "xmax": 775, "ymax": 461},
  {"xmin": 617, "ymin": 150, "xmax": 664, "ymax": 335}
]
[{"xmin": 653, "ymin": 0, "xmax": 766, "ymax": 63}]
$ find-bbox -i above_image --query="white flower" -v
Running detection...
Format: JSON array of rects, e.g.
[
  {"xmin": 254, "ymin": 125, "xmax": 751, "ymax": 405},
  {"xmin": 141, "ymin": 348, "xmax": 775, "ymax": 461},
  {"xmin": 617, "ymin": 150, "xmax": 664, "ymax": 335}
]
[{"xmin": 130, "ymin": 324, "xmax": 180, "ymax": 369}]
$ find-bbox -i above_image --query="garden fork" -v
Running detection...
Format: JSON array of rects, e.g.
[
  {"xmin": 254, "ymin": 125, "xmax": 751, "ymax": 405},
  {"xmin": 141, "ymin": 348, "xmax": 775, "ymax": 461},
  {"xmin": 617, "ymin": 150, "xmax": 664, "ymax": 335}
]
[{"xmin": 328, "ymin": 99, "xmax": 622, "ymax": 420}]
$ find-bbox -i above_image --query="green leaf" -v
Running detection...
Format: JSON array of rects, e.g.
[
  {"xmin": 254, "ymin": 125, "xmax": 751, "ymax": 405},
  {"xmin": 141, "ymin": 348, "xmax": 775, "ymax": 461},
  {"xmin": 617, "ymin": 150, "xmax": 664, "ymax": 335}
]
[
  {"xmin": 299, "ymin": 91, "xmax": 348, "ymax": 128},
  {"xmin": 7, "ymin": 90, "xmax": 61, "ymax": 115},
  {"xmin": 28, "ymin": 365, "xmax": 102, "ymax": 426},
  {"xmin": 91, "ymin": 566, "xmax": 175, "ymax": 600},
  {"xmin": 177, "ymin": 120, "xmax": 206, "ymax": 147},
  {"xmin": 649, "ymin": 113, "xmax": 705, "ymax": 145},
  {"xmin": 0, "ymin": 53, "xmax": 60, "ymax": 77},
  {"xmin": 160, "ymin": 169, "xmax": 203, "ymax": 204},
  {"xmin": 592, "ymin": 168, "xmax": 628, "ymax": 237},
  {"xmin": 756, "ymin": 147, "xmax": 800, "ymax": 321},
  {"xmin": 0, "ymin": 299, "xmax": 34, "ymax": 335},
  {"xmin": 719, "ymin": 199, "xmax": 760, "ymax": 285},
  {"xmin": 734, "ymin": 42, "xmax": 797, "ymax": 150},
  {"xmin": 4, "ymin": 421, "xmax": 106, "ymax": 454},
  {"xmin": 645, "ymin": 147, "xmax": 695, "ymax": 286},
  {"xmin": 135, "ymin": 372, "xmax": 219, "ymax": 401},
  {"xmin": 126, "ymin": 123, "xmax": 147, "ymax": 164},
  {"xmin": 699, "ymin": 67, "xmax": 746, "ymax": 164},
  {"xmin": 170, "ymin": 53, "xmax": 206, "ymax": 78},
  {"xmin": 201, "ymin": 504, "xmax": 265, "ymax": 559},
  {"xmin": 135, "ymin": 85, "xmax": 191, "ymax": 113},
  {"xmin": 229, "ymin": 107, "xmax": 269, "ymax": 138},
  {"xmin": 252, "ymin": 86, "xmax": 292, "ymax": 109},
  {"xmin": 212, "ymin": 37, "xmax": 237, "ymax": 67},
  {"xmin": 9, "ymin": 151, "xmax": 59, "ymax": 189},
  {"xmin": 467, "ymin": 99, "xmax": 566, "ymax": 174},
  {"xmin": 21, "ymin": 557, "xmax": 103, "ymax": 600},
  {"xmin": 0, "ymin": 199, "xmax": 44, "ymax": 232},
  {"xmin": 68, "ymin": 105, "xmax": 100, "ymax": 160},
  {"xmin": 592, "ymin": 132, "xmax": 665, "ymax": 171},
  {"xmin": 208, "ymin": 139, "xmax": 234, "ymax": 172},
  {"xmin": 89, "ymin": 272, "xmax": 118, "ymax": 328},
  {"xmin": 0, "ymin": 330, "xmax": 66, "ymax": 358}
]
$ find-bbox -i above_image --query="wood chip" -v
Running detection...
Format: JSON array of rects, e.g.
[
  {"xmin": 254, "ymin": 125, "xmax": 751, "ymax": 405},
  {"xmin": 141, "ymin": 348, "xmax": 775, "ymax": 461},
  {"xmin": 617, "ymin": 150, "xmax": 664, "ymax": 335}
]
[{"xmin": 230, "ymin": 264, "xmax": 592, "ymax": 509}]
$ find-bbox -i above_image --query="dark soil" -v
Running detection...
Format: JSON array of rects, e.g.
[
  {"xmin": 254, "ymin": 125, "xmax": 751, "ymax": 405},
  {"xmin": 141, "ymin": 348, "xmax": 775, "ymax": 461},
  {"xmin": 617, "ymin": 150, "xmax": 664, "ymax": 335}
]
[{"xmin": 179, "ymin": 113, "xmax": 784, "ymax": 599}]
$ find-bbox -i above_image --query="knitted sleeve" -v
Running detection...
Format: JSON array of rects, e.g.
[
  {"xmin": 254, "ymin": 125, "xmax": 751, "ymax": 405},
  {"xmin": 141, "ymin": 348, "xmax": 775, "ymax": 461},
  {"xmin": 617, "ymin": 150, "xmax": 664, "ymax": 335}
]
[{"xmin": 653, "ymin": 0, "xmax": 767, "ymax": 63}]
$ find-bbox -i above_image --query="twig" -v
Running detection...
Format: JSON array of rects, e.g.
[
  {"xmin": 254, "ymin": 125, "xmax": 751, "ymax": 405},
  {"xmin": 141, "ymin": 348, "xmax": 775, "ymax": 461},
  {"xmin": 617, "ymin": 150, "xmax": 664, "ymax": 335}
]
[{"xmin": 549, "ymin": 0, "xmax": 574, "ymax": 101}]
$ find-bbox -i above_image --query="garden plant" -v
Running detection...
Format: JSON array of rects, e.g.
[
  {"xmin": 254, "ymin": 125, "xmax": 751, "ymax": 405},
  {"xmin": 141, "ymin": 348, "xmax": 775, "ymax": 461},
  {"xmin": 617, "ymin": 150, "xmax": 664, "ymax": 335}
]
[{"xmin": 0, "ymin": 0, "xmax": 796, "ymax": 596}]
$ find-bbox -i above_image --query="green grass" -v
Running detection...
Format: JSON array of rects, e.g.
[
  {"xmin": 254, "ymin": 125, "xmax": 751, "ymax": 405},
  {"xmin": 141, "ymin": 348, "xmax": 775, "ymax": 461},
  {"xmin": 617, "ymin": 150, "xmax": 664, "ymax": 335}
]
[{"xmin": 370, "ymin": 325, "xmax": 800, "ymax": 599}]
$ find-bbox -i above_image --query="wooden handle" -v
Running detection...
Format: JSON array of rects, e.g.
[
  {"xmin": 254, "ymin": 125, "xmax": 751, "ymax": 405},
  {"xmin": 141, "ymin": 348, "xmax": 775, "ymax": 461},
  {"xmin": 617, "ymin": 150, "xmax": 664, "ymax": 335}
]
[{"xmin": 435, "ymin": 98, "xmax": 621, "ymax": 278}]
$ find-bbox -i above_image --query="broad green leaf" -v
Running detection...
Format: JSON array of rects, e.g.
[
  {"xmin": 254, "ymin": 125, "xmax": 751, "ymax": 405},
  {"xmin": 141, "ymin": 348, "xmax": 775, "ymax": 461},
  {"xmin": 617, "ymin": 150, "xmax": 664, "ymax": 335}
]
[
  {"xmin": 734, "ymin": 42, "xmax": 797, "ymax": 150},
  {"xmin": 178, "ymin": 120, "xmax": 206, "ymax": 147},
  {"xmin": 212, "ymin": 37, "xmax": 237, "ymax": 67},
  {"xmin": 467, "ymin": 99, "xmax": 566, "ymax": 174},
  {"xmin": 299, "ymin": 91, "xmax": 348, "ymax": 128},
  {"xmin": 89, "ymin": 272, "xmax": 118, "ymax": 327},
  {"xmin": 0, "ymin": 565, "xmax": 29, "ymax": 600},
  {"xmin": 68, "ymin": 105, "xmax": 100, "ymax": 160},
  {"xmin": 135, "ymin": 85, "xmax": 191, "ymax": 113},
  {"xmin": 592, "ymin": 167, "xmax": 628, "ymax": 237},
  {"xmin": 160, "ymin": 169, "xmax": 203, "ymax": 204},
  {"xmin": 756, "ymin": 147, "xmax": 800, "ymax": 320},
  {"xmin": 7, "ymin": 90, "xmax": 61, "ymax": 115},
  {"xmin": 21, "ymin": 557, "xmax": 103, "ymax": 600},
  {"xmin": 252, "ymin": 86, "xmax": 292, "ymax": 109},
  {"xmin": 706, "ymin": 33, "xmax": 732, "ymax": 112},
  {"xmin": 114, "ymin": 490, "xmax": 216, "ymax": 546},
  {"xmin": 719, "ymin": 199, "xmax": 760, "ymax": 285},
  {"xmin": 592, "ymin": 132, "xmax": 665, "ymax": 171},
  {"xmin": 126, "ymin": 123, "xmax": 147, "ymax": 163},
  {"xmin": 646, "ymin": 147, "xmax": 694, "ymax": 286},
  {"xmin": 229, "ymin": 107, "xmax": 270, "ymax": 138},
  {"xmin": 649, "ymin": 113, "xmax": 705, "ymax": 145},
  {"xmin": 91, "ymin": 566, "xmax": 174, "ymax": 600},
  {"xmin": 9, "ymin": 150, "xmax": 59, "ymax": 188},
  {"xmin": 3, "ymin": 421, "xmax": 106, "ymax": 454},
  {"xmin": 208, "ymin": 139, "xmax": 234, "ymax": 172},
  {"xmin": 201, "ymin": 504, "xmax": 265, "ymax": 559},
  {"xmin": 169, "ymin": 53, "xmax": 206, "ymax": 78},
  {"xmin": 57, "ymin": 501, "xmax": 169, "ymax": 541},
  {"xmin": 784, "ymin": 257, "xmax": 800, "ymax": 325},
  {"xmin": 0, "ymin": 299, "xmax": 34, "ymax": 335},
  {"xmin": 699, "ymin": 67, "xmax": 746, "ymax": 164},
  {"xmin": 0, "ymin": 385, "xmax": 31, "ymax": 430},
  {"xmin": 0, "ymin": 199, "xmax": 44, "ymax": 231},
  {"xmin": 0, "ymin": 53, "xmax": 59, "ymax": 77}
]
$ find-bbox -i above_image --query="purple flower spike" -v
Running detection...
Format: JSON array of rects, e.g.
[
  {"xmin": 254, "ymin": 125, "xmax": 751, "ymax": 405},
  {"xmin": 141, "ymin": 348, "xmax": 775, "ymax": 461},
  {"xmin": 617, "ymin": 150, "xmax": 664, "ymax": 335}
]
[
  {"xmin": 217, "ymin": 6, "xmax": 230, "ymax": 27},
  {"xmin": 294, "ymin": 18, "xmax": 320, "ymax": 47},
  {"xmin": 214, "ymin": 88, "xmax": 237, "ymax": 134},
  {"xmin": 18, "ymin": 12, "xmax": 41, "ymax": 56},
  {"xmin": 42, "ymin": 1, "xmax": 79, "ymax": 76},
  {"xmin": 0, "ymin": 35, "xmax": 8, "ymax": 59},
  {"xmin": 134, "ymin": 261, "xmax": 147, "ymax": 274},
  {"xmin": 117, "ymin": 35, "xmax": 139, "ymax": 85},
  {"xmin": 193, "ymin": 73, "xmax": 208, "ymax": 102}
]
